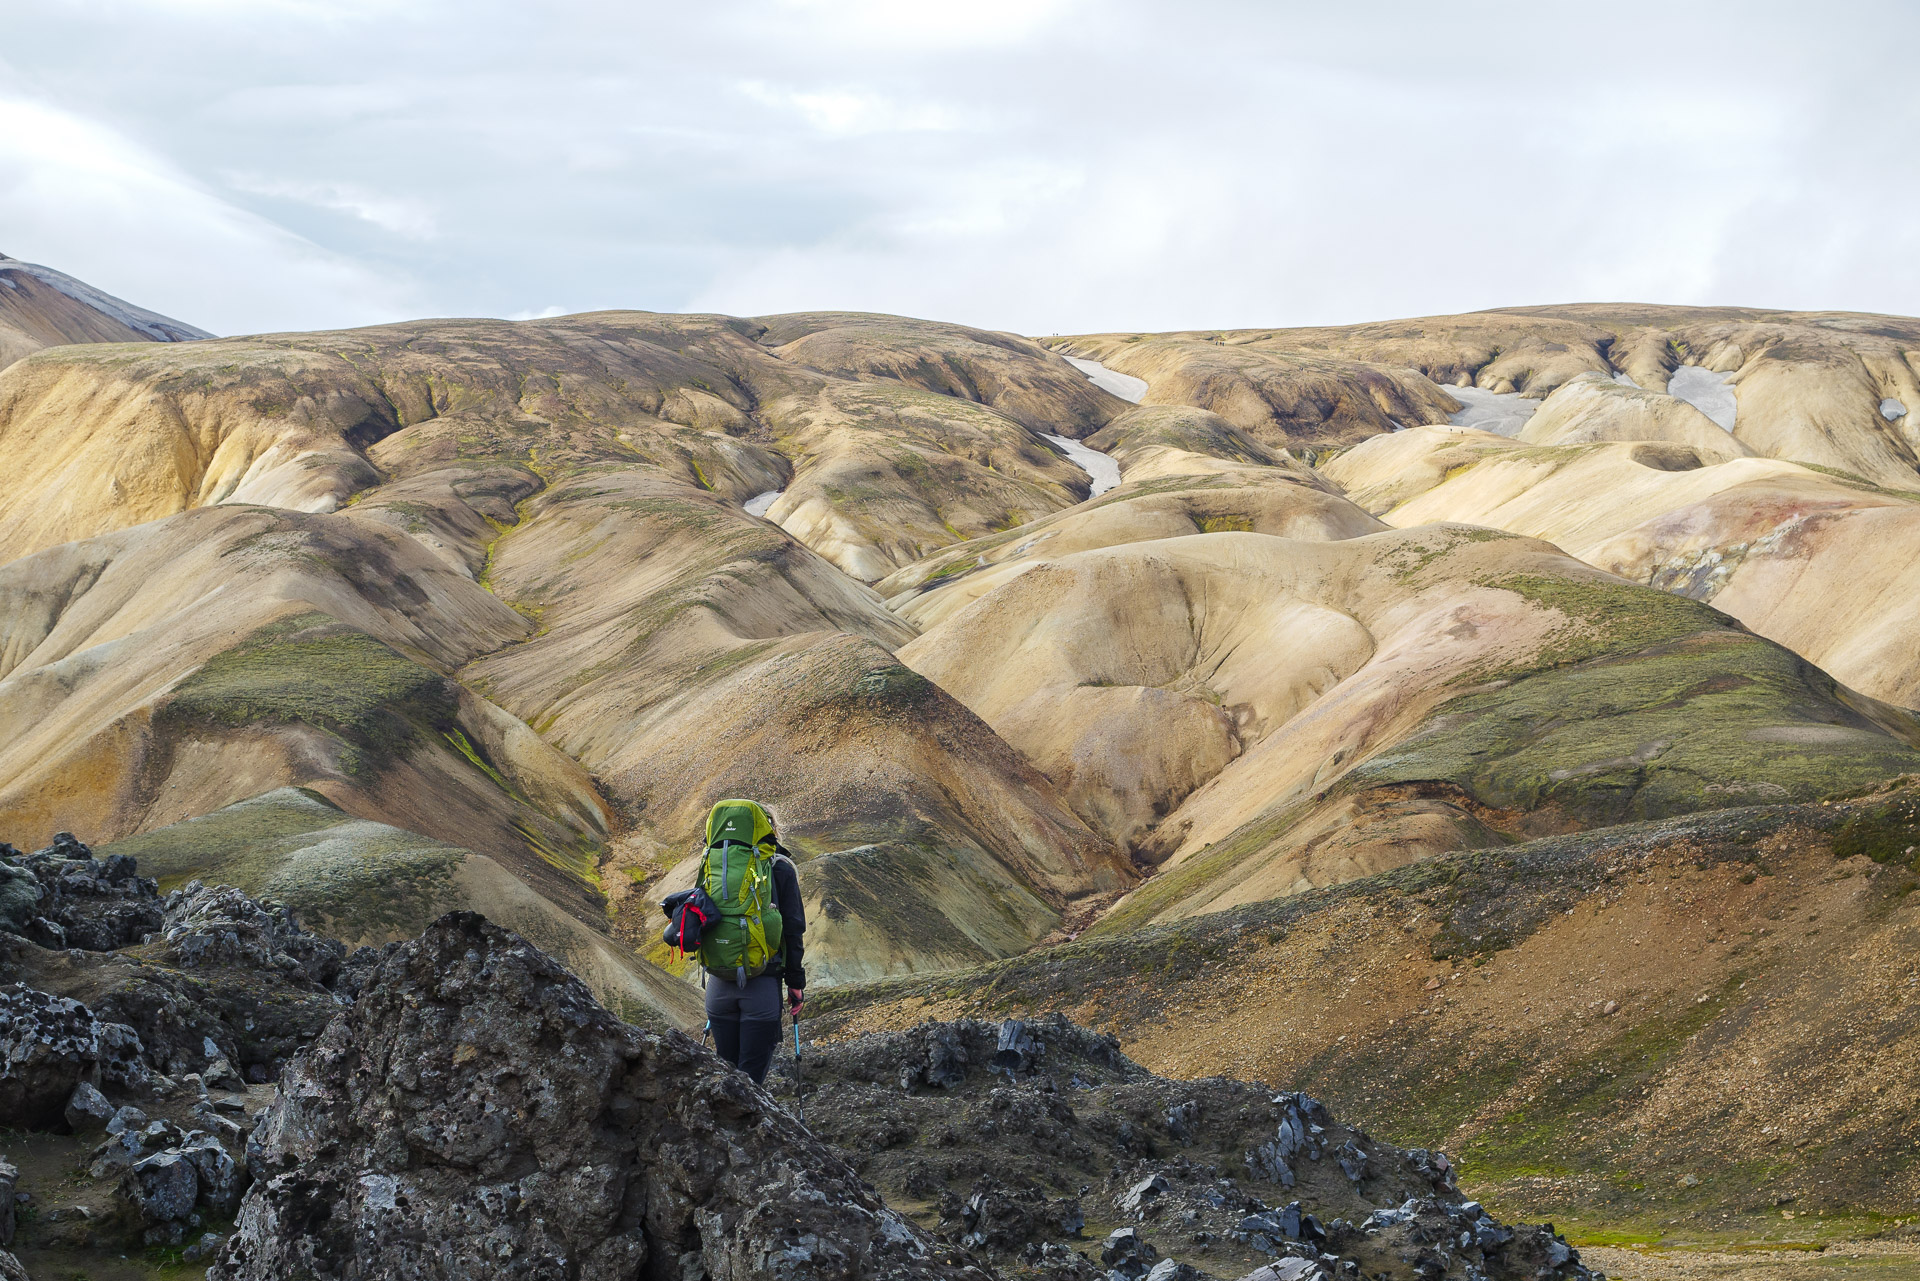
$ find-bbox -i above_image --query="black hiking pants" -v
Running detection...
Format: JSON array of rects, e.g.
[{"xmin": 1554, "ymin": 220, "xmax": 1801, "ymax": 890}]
[{"xmin": 705, "ymin": 971, "xmax": 783, "ymax": 1084}]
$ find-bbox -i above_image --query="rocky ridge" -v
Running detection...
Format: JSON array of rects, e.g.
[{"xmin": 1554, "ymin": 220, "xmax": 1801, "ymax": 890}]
[
  {"xmin": 2, "ymin": 836, "xmax": 1598, "ymax": 1281},
  {"xmin": 788, "ymin": 1016, "xmax": 1592, "ymax": 1281},
  {"xmin": 0, "ymin": 835, "xmax": 369, "ymax": 1274}
]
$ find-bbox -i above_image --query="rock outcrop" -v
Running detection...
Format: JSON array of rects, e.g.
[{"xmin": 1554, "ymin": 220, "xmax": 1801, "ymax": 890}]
[
  {"xmin": 213, "ymin": 911, "xmax": 988, "ymax": 1281},
  {"xmin": 1, "ymin": 831, "xmax": 163, "ymax": 952},
  {"xmin": 0, "ymin": 984, "xmax": 149, "ymax": 1127},
  {"xmin": 787, "ymin": 1015, "xmax": 1590, "ymax": 1281},
  {"xmin": 1, "ymin": 835, "xmax": 351, "ymax": 1087}
]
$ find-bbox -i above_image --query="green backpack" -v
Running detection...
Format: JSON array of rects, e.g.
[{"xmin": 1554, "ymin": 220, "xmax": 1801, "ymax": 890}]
[{"xmin": 696, "ymin": 799, "xmax": 784, "ymax": 986}]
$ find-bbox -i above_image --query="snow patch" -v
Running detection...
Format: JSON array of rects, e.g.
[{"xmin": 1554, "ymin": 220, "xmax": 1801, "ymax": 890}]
[
  {"xmin": 744, "ymin": 490, "xmax": 784, "ymax": 518},
  {"xmin": 1667, "ymin": 366, "xmax": 1737, "ymax": 431},
  {"xmin": 1043, "ymin": 433, "xmax": 1121, "ymax": 498},
  {"xmin": 1062, "ymin": 355, "xmax": 1147, "ymax": 404},
  {"xmin": 1881, "ymin": 398, "xmax": 1908, "ymax": 421},
  {"xmin": 1611, "ymin": 371, "xmax": 1640, "ymax": 388},
  {"xmin": 0, "ymin": 253, "xmax": 212, "ymax": 341},
  {"xmin": 1445, "ymin": 385, "xmax": 1538, "ymax": 437}
]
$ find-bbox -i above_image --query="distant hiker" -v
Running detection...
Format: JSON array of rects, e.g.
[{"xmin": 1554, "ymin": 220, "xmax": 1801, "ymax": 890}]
[{"xmin": 661, "ymin": 798, "xmax": 806, "ymax": 1084}]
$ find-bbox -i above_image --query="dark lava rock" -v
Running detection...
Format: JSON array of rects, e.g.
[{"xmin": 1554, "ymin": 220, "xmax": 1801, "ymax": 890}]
[
  {"xmin": 121, "ymin": 1151, "xmax": 200, "ymax": 1234},
  {"xmin": 159, "ymin": 881, "xmax": 346, "ymax": 985},
  {"xmin": 64, "ymin": 1079, "xmax": 116, "ymax": 1132},
  {"xmin": 211, "ymin": 912, "xmax": 993, "ymax": 1281},
  {"xmin": 0, "ymin": 984, "xmax": 151, "ymax": 1128},
  {"xmin": 4, "ymin": 833, "xmax": 164, "ymax": 952},
  {"xmin": 1, "ymin": 850, "xmax": 355, "ymax": 1088},
  {"xmin": 0, "ymin": 1157, "xmax": 16, "ymax": 1245},
  {"xmin": 939, "ymin": 1180, "xmax": 1084, "ymax": 1254},
  {"xmin": 1100, "ymin": 1225, "xmax": 1158, "ymax": 1278},
  {"xmin": 1342, "ymin": 1197, "xmax": 1582, "ymax": 1281},
  {"xmin": 782, "ymin": 1016, "xmax": 1593, "ymax": 1281}
]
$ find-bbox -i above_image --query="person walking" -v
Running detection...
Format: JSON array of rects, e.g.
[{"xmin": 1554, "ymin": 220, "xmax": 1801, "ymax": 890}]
[{"xmin": 662, "ymin": 798, "xmax": 805, "ymax": 1084}]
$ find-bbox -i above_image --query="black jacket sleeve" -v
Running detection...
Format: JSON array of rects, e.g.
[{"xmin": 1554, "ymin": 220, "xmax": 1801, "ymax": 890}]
[{"xmin": 771, "ymin": 848, "xmax": 806, "ymax": 990}]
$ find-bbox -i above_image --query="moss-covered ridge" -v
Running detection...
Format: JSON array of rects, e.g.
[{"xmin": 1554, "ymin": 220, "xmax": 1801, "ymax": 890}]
[
  {"xmin": 1348, "ymin": 632, "xmax": 1920, "ymax": 825},
  {"xmin": 156, "ymin": 613, "xmax": 460, "ymax": 778},
  {"xmin": 807, "ymin": 801, "xmax": 1849, "ymax": 1023},
  {"xmin": 1341, "ymin": 572, "xmax": 1920, "ymax": 826},
  {"xmin": 150, "ymin": 609, "xmax": 610, "ymax": 907},
  {"xmin": 101, "ymin": 787, "xmax": 700, "ymax": 1028}
]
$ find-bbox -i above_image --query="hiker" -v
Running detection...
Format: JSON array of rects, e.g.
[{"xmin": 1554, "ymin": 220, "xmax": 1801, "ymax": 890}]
[{"xmin": 661, "ymin": 798, "xmax": 806, "ymax": 1084}]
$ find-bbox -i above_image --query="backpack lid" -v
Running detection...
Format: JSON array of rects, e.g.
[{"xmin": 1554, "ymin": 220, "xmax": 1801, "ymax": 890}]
[{"xmin": 705, "ymin": 798, "xmax": 774, "ymax": 849}]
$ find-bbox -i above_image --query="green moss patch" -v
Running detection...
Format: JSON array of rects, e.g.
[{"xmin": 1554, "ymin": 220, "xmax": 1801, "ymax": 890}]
[
  {"xmin": 1485, "ymin": 573, "xmax": 1732, "ymax": 672},
  {"xmin": 1832, "ymin": 795, "xmax": 1920, "ymax": 866},
  {"xmin": 1347, "ymin": 634, "xmax": 1920, "ymax": 825},
  {"xmin": 103, "ymin": 788, "xmax": 471, "ymax": 943},
  {"xmin": 156, "ymin": 614, "xmax": 459, "ymax": 776}
]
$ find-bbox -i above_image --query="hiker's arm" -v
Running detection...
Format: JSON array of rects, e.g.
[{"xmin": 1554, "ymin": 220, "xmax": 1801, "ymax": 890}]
[{"xmin": 772, "ymin": 850, "xmax": 806, "ymax": 991}]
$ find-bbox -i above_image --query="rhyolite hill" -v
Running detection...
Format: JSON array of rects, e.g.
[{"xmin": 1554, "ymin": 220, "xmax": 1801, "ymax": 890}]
[{"xmin": 4, "ymin": 265, "xmax": 1920, "ymax": 1246}]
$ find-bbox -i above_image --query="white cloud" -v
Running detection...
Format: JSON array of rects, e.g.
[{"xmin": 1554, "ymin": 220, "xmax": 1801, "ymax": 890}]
[
  {"xmin": 2, "ymin": 0, "xmax": 1917, "ymax": 335},
  {"xmin": 0, "ymin": 94, "xmax": 415, "ymax": 334},
  {"xmin": 765, "ymin": 0, "xmax": 1081, "ymax": 48},
  {"xmin": 508, "ymin": 305, "xmax": 568, "ymax": 320},
  {"xmin": 735, "ymin": 81, "xmax": 967, "ymax": 136},
  {"xmin": 225, "ymin": 173, "xmax": 439, "ymax": 239}
]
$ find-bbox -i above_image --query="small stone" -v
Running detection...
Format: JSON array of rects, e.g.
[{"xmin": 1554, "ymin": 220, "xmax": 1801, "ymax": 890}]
[
  {"xmin": 1102, "ymin": 1224, "xmax": 1159, "ymax": 1276},
  {"xmin": 180, "ymin": 1135, "xmax": 246, "ymax": 1215},
  {"xmin": 991, "ymin": 1018, "xmax": 1040, "ymax": 1074},
  {"xmin": 183, "ymin": 1231, "xmax": 225, "ymax": 1263},
  {"xmin": 88, "ymin": 1129, "xmax": 147, "ymax": 1179},
  {"xmin": 105, "ymin": 1105, "xmax": 144, "ymax": 1135},
  {"xmin": 1239, "ymin": 1261, "xmax": 1321, "ymax": 1281},
  {"xmin": 64, "ymin": 1081, "xmax": 116, "ymax": 1133},
  {"xmin": 121, "ymin": 1151, "xmax": 199, "ymax": 1224},
  {"xmin": 1118, "ymin": 1173, "xmax": 1170, "ymax": 1217},
  {"xmin": 1602, "ymin": 1000, "xmax": 1618, "ymax": 1015},
  {"xmin": 1144, "ymin": 1260, "xmax": 1204, "ymax": 1281}
]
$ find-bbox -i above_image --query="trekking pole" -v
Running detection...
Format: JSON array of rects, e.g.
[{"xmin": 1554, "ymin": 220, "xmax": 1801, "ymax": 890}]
[
  {"xmin": 790, "ymin": 1010, "xmax": 806, "ymax": 1125},
  {"xmin": 700, "ymin": 1019, "xmax": 711, "ymax": 1051}
]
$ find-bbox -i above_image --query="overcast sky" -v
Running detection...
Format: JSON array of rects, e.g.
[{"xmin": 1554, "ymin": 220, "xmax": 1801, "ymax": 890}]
[{"xmin": 3, "ymin": 0, "xmax": 1916, "ymax": 337}]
